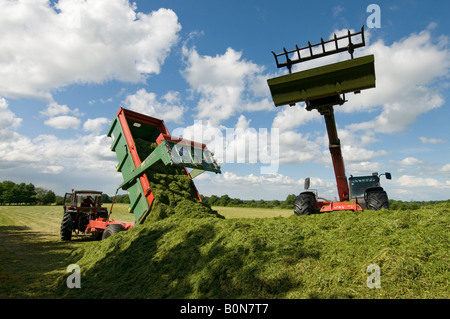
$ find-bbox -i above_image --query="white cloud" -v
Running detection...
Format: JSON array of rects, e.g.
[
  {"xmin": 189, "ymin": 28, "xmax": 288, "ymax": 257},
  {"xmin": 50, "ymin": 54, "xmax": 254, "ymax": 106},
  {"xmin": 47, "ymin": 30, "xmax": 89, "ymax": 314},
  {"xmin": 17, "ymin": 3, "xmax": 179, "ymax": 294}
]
[
  {"xmin": 397, "ymin": 175, "xmax": 446, "ymax": 188},
  {"xmin": 277, "ymin": 130, "xmax": 323, "ymax": 165},
  {"xmin": 272, "ymin": 104, "xmax": 321, "ymax": 131},
  {"xmin": 83, "ymin": 117, "xmax": 110, "ymax": 134},
  {"xmin": 44, "ymin": 116, "xmax": 81, "ymax": 129},
  {"xmin": 122, "ymin": 89, "xmax": 185, "ymax": 124},
  {"xmin": 343, "ymin": 28, "xmax": 449, "ymax": 134},
  {"xmin": 420, "ymin": 137, "xmax": 445, "ymax": 144},
  {"xmin": 441, "ymin": 164, "xmax": 450, "ymax": 176},
  {"xmin": 40, "ymin": 102, "xmax": 81, "ymax": 118},
  {"xmin": 181, "ymin": 46, "xmax": 272, "ymax": 125},
  {"xmin": 0, "ymin": 0, "xmax": 181, "ymax": 100},
  {"xmin": 0, "ymin": 96, "xmax": 22, "ymax": 130},
  {"xmin": 221, "ymin": 171, "xmax": 332, "ymax": 189},
  {"xmin": 399, "ymin": 157, "xmax": 423, "ymax": 166}
]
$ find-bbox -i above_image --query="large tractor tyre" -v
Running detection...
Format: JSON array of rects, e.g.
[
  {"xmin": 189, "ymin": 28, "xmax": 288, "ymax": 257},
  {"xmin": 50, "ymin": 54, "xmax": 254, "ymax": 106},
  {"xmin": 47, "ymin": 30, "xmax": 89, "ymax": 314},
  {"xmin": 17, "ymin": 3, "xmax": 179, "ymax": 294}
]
[
  {"xmin": 366, "ymin": 190, "xmax": 390, "ymax": 211},
  {"xmin": 294, "ymin": 192, "xmax": 318, "ymax": 216},
  {"xmin": 102, "ymin": 224, "xmax": 126, "ymax": 240},
  {"xmin": 60, "ymin": 212, "xmax": 74, "ymax": 241}
]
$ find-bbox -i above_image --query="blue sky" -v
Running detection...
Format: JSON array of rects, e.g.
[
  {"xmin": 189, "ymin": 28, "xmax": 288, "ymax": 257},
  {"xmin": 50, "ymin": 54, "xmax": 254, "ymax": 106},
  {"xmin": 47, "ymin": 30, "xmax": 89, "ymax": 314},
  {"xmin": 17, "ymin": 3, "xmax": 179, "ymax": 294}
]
[{"xmin": 0, "ymin": 0, "xmax": 449, "ymax": 201}]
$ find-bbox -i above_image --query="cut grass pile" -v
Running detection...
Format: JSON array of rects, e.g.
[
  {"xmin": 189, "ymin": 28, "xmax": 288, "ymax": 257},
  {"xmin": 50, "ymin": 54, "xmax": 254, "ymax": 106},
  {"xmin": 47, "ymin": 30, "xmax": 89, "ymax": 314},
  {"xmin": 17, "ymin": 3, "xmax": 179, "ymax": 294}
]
[{"xmin": 57, "ymin": 203, "xmax": 450, "ymax": 299}]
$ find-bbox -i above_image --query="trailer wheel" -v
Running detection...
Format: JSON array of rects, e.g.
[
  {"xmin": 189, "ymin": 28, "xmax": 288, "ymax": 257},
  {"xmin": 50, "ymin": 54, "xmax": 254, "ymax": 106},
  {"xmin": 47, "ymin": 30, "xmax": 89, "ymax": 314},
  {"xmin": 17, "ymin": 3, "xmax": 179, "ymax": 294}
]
[
  {"xmin": 60, "ymin": 212, "xmax": 73, "ymax": 241},
  {"xmin": 102, "ymin": 224, "xmax": 126, "ymax": 240},
  {"xmin": 294, "ymin": 192, "xmax": 318, "ymax": 216},
  {"xmin": 366, "ymin": 190, "xmax": 389, "ymax": 210}
]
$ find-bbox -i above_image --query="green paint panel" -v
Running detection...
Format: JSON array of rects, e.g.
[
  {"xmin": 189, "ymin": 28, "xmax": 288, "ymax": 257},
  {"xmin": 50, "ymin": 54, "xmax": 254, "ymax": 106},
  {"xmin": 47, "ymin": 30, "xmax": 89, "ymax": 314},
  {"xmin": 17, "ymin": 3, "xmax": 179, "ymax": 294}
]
[
  {"xmin": 107, "ymin": 117, "xmax": 150, "ymax": 224},
  {"xmin": 267, "ymin": 55, "xmax": 376, "ymax": 107}
]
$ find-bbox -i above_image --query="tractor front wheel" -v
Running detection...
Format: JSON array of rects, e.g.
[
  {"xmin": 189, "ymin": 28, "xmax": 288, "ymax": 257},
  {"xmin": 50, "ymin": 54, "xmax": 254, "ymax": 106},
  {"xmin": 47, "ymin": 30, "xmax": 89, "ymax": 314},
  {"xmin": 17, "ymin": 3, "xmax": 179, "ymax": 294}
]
[
  {"xmin": 294, "ymin": 192, "xmax": 318, "ymax": 216},
  {"xmin": 102, "ymin": 224, "xmax": 126, "ymax": 240},
  {"xmin": 366, "ymin": 190, "xmax": 390, "ymax": 210},
  {"xmin": 60, "ymin": 212, "xmax": 73, "ymax": 241}
]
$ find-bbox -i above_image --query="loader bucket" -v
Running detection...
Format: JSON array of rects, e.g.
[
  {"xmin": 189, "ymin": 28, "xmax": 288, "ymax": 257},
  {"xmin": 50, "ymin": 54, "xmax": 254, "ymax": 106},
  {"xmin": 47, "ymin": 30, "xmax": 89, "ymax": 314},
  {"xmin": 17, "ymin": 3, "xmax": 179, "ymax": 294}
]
[
  {"xmin": 267, "ymin": 54, "xmax": 376, "ymax": 108},
  {"xmin": 107, "ymin": 108, "xmax": 221, "ymax": 224}
]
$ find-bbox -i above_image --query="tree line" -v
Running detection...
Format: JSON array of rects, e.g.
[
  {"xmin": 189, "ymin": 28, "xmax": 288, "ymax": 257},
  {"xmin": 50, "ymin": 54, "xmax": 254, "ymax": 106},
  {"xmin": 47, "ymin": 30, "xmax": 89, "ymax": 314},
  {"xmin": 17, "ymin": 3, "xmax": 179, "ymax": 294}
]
[
  {"xmin": 0, "ymin": 180, "xmax": 56, "ymax": 205},
  {"xmin": 0, "ymin": 180, "xmax": 132, "ymax": 206},
  {"xmin": 201, "ymin": 194, "xmax": 449, "ymax": 210},
  {"xmin": 1, "ymin": 180, "xmax": 448, "ymax": 209},
  {"xmin": 201, "ymin": 194, "xmax": 297, "ymax": 209}
]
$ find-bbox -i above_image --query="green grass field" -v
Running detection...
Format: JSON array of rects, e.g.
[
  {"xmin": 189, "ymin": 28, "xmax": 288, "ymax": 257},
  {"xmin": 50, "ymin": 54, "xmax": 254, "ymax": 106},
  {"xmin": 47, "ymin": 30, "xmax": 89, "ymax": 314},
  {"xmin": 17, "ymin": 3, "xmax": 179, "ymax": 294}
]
[{"xmin": 0, "ymin": 203, "xmax": 449, "ymax": 299}]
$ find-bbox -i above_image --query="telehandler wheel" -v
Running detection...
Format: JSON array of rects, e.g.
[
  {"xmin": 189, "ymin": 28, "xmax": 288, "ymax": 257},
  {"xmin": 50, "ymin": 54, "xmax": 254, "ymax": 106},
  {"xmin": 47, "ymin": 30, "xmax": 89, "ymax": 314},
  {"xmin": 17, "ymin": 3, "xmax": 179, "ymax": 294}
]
[
  {"xmin": 60, "ymin": 212, "xmax": 73, "ymax": 241},
  {"xmin": 366, "ymin": 190, "xmax": 389, "ymax": 210},
  {"xmin": 102, "ymin": 224, "xmax": 126, "ymax": 240},
  {"xmin": 294, "ymin": 192, "xmax": 318, "ymax": 216}
]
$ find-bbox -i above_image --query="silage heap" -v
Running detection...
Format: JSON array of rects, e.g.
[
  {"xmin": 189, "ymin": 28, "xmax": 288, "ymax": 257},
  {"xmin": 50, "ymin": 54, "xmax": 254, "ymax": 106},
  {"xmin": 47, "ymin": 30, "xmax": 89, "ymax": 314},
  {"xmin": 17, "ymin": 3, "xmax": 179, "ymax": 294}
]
[{"xmin": 59, "ymin": 201, "xmax": 450, "ymax": 298}]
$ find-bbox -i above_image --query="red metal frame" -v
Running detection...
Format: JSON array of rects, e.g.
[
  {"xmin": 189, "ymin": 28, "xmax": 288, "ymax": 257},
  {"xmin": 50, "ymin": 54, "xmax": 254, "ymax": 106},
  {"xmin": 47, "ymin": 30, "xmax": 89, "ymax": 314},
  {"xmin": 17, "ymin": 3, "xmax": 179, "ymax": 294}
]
[
  {"xmin": 318, "ymin": 200, "xmax": 363, "ymax": 213},
  {"xmin": 156, "ymin": 133, "xmax": 208, "ymax": 150},
  {"xmin": 85, "ymin": 219, "xmax": 134, "ymax": 235}
]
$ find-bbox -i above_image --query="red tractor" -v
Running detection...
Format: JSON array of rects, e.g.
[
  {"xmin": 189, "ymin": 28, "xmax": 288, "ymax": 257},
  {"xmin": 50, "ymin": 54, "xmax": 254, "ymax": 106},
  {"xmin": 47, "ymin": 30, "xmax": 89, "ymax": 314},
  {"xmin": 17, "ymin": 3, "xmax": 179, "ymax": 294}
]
[
  {"xmin": 268, "ymin": 26, "xmax": 392, "ymax": 215},
  {"xmin": 60, "ymin": 190, "xmax": 133, "ymax": 240}
]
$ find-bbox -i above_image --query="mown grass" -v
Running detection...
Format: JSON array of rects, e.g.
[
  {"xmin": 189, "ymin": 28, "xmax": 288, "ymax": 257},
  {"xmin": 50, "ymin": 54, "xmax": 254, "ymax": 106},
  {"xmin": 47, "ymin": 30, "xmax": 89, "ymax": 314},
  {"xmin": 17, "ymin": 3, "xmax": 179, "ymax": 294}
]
[
  {"xmin": 0, "ymin": 204, "xmax": 134, "ymax": 298},
  {"xmin": 59, "ymin": 203, "xmax": 449, "ymax": 299},
  {"xmin": 1, "ymin": 203, "xmax": 449, "ymax": 299}
]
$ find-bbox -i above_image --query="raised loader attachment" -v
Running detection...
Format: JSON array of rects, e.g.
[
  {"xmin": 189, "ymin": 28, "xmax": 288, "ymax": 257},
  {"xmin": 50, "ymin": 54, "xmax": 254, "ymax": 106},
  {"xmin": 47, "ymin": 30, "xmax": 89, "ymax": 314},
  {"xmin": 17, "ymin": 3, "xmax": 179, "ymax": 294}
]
[
  {"xmin": 107, "ymin": 108, "xmax": 221, "ymax": 224},
  {"xmin": 267, "ymin": 26, "xmax": 375, "ymax": 109},
  {"xmin": 268, "ymin": 27, "xmax": 390, "ymax": 214}
]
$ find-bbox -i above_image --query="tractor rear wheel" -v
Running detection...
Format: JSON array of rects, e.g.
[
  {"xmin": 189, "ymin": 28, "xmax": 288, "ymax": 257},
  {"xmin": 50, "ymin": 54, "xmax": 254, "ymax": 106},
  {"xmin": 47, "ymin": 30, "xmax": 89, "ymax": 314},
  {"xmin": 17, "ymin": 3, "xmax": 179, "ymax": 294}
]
[
  {"xmin": 102, "ymin": 224, "xmax": 126, "ymax": 240},
  {"xmin": 366, "ymin": 190, "xmax": 389, "ymax": 210},
  {"xmin": 60, "ymin": 211, "xmax": 73, "ymax": 241},
  {"xmin": 294, "ymin": 192, "xmax": 318, "ymax": 216}
]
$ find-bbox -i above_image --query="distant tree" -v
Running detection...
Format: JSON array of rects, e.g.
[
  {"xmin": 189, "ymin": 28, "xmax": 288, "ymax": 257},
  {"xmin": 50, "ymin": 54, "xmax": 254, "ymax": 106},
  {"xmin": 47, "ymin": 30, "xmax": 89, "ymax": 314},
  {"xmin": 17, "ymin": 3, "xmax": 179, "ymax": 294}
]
[
  {"xmin": 284, "ymin": 194, "xmax": 296, "ymax": 209},
  {"xmin": 1, "ymin": 181, "xmax": 16, "ymax": 204},
  {"xmin": 23, "ymin": 183, "xmax": 37, "ymax": 205},
  {"xmin": 55, "ymin": 196, "xmax": 64, "ymax": 205},
  {"xmin": 115, "ymin": 194, "xmax": 130, "ymax": 204},
  {"xmin": 208, "ymin": 195, "xmax": 219, "ymax": 206},
  {"xmin": 102, "ymin": 193, "xmax": 112, "ymax": 203},
  {"xmin": 35, "ymin": 187, "xmax": 56, "ymax": 205},
  {"xmin": 43, "ymin": 190, "xmax": 56, "ymax": 205},
  {"xmin": 218, "ymin": 194, "xmax": 231, "ymax": 206}
]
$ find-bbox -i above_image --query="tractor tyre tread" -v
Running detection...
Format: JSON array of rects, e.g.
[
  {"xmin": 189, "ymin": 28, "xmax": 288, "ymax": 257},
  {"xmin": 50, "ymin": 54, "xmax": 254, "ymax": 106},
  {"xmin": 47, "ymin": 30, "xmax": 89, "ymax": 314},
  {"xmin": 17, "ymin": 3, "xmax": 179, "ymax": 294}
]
[
  {"xmin": 60, "ymin": 211, "xmax": 73, "ymax": 241},
  {"xmin": 102, "ymin": 223, "xmax": 126, "ymax": 240},
  {"xmin": 366, "ymin": 190, "xmax": 390, "ymax": 210},
  {"xmin": 294, "ymin": 192, "xmax": 318, "ymax": 216}
]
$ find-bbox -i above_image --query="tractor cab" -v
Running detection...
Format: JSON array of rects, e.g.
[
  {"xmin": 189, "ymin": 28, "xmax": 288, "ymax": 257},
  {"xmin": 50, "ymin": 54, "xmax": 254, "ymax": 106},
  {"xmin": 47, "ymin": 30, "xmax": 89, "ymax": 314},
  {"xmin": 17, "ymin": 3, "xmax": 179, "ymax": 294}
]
[
  {"xmin": 349, "ymin": 172, "xmax": 391, "ymax": 199},
  {"xmin": 64, "ymin": 190, "xmax": 103, "ymax": 210},
  {"xmin": 348, "ymin": 172, "xmax": 392, "ymax": 210}
]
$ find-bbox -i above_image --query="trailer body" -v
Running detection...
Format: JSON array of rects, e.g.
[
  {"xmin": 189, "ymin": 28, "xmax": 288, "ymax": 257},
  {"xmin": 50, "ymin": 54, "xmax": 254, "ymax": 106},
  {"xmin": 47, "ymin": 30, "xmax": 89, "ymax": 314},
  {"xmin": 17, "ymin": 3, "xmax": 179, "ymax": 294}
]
[{"xmin": 107, "ymin": 108, "xmax": 221, "ymax": 225}]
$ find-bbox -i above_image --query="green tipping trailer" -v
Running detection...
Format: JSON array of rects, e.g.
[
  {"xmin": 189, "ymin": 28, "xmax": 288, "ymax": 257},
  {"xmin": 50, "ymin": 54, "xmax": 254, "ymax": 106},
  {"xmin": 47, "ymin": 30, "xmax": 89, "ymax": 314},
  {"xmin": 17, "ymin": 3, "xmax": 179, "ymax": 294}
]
[{"xmin": 107, "ymin": 108, "xmax": 221, "ymax": 225}]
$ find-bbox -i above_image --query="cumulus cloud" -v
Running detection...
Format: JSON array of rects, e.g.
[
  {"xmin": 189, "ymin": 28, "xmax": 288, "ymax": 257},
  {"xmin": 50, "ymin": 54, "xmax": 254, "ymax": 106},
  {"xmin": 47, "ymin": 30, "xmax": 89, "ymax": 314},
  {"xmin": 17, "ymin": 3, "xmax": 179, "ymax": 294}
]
[
  {"xmin": 0, "ymin": 96, "xmax": 22, "ymax": 130},
  {"xmin": 272, "ymin": 104, "xmax": 322, "ymax": 131},
  {"xmin": 399, "ymin": 157, "xmax": 423, "ymax": 166},
  {"xmin": 0, "ymin": 0, "xmax": 181, "ymax": 100},
  {"xmin": 397, "ymin": 175, "xmax": 445, "ymax": 188},
  {"xmin": 343, "ymin": 27, "xmax": 449, "ymax": 134},
  {"xmin": 83, "ymin": 117, "xmax": 110, "ymax": 134},
  {"xmin": 122, "ymin": 89, "xmax": 185, "ymax": 124},
  {"xmin": 44, "ymin": 115, "xmax": 81, "ymax": 130},
  {"xmin": 419, "ymin": 137, "xmax": 445, "ymax": 144},
  {"xmin": 181, "ymin": 46, "xmax": 273, "ymax": 125},
  {"xmin": 40, "ymin": 102, "xmax": 81, "ymax": 118}
]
